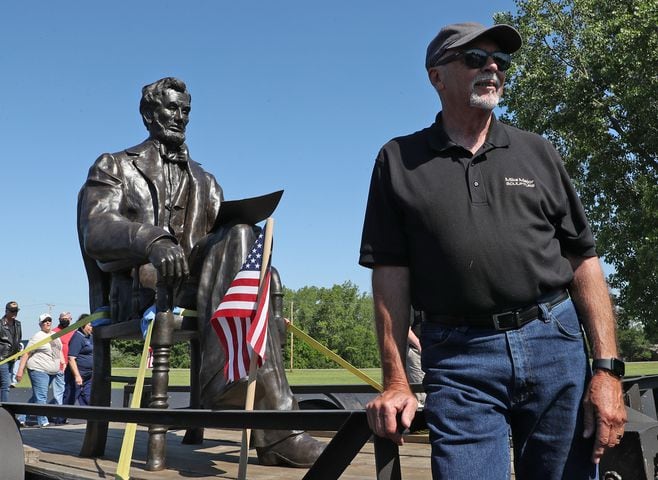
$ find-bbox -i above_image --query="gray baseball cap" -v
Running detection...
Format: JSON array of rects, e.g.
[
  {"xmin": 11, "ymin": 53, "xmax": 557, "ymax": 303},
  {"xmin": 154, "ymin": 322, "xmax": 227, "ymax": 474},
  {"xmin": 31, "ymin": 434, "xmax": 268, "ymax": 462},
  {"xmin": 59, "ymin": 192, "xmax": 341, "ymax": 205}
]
[{"xmin": 425, "ymin": 22, "xmax": 522, "ymax": 69}]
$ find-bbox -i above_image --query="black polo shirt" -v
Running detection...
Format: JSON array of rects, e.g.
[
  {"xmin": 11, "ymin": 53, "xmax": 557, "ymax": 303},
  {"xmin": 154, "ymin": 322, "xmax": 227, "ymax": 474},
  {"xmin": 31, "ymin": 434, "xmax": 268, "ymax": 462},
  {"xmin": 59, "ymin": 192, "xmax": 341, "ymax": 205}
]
[{"xmin": 359, "ymin": 114, "xmax": 596, "ymax": 315}]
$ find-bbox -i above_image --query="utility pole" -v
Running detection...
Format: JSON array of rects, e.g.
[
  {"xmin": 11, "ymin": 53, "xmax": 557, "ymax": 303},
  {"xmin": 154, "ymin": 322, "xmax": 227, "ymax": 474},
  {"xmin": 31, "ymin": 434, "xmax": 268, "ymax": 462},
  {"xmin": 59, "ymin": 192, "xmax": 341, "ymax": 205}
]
[
  {"xmin": 45, "ymin": 303, "xmax": 55, "ymax": 315},
  {"xmin": 289, "ymin": 301, "xmax": 294, "ymax": 371}
]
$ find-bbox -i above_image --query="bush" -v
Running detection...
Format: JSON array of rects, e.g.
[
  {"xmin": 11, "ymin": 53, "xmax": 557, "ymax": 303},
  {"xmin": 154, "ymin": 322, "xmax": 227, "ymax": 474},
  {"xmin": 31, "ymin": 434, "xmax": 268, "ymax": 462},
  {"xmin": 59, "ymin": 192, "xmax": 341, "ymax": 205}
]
[{"xmin": 618, "ymin": 325, "xmax": 652, "ymax": 361}]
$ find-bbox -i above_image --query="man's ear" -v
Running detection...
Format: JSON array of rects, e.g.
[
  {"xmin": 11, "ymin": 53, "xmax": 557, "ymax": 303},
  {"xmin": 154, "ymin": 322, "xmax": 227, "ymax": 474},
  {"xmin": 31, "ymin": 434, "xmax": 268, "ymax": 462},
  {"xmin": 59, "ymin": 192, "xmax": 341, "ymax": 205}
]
[{"xmin": 428, "ymin": 68, "xmax": 445, "ymax": 91}]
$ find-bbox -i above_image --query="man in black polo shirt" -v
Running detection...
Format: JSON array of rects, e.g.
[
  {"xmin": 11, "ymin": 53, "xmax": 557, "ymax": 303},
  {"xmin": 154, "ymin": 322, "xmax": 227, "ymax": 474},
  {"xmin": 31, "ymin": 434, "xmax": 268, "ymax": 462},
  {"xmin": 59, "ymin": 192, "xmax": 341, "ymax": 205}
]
[{"xmin": 360, "ymin": 22, "xmax": 626, "ymax": 479}]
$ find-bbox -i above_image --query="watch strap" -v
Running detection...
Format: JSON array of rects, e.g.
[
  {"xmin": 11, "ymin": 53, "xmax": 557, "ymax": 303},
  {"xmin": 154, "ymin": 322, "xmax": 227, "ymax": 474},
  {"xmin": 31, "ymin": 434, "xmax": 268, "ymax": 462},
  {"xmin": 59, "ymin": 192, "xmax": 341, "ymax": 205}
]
[{"xmin": 592, "ymin": 358, "xmax": 625, "ymax": 378}]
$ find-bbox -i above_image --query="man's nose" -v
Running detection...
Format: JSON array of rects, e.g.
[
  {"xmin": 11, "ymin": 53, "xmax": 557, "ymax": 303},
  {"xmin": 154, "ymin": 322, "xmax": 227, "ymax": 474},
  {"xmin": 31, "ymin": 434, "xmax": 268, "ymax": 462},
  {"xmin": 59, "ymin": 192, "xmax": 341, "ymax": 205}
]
[{"xmin": 482, "ymin": 56, "xmax": 499, "ymax": 72}]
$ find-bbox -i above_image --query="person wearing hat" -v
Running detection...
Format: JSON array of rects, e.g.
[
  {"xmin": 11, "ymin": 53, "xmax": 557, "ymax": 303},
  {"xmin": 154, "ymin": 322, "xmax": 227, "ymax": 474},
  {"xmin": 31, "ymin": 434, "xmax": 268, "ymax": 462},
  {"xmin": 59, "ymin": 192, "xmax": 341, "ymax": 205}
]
[
  {"xmin": 15, "ymin": 313, "xmax": 64, "ymax": 427},
  {"xmin": 360, "ymin": 22, "xmax": 626, "ymax": 478},
  {"xmin": 0, "ymin": 301, "xmax": 23, "ymax": 402}
]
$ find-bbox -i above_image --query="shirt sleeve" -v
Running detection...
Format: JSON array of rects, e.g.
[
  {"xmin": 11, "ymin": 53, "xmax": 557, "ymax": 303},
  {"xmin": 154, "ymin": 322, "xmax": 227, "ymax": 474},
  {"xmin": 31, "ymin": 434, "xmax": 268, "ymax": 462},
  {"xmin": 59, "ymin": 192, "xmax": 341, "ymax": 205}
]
[
  {"xmin": 68, "ymin": 334, "xmax": 82, "ymax": 358},
  {"xmin": 359, "ymin": 146, "xmax": 409, "ymax": 268},
  {"xmin": 552, "ymin": 154, "xmax": 597, "ymax": 258}
]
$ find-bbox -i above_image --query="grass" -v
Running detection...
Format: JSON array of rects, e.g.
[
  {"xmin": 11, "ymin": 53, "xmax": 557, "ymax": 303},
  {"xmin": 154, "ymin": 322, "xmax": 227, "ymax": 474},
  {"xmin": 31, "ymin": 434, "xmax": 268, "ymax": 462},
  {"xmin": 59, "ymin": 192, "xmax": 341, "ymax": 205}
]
[
  {"xmin": 111, "ymin": 362, "xmax": 658, "ymax": 388},
  {"xmin": 14, "ymin": 362, "xmax": 657, "ymax": 390},
  {"xmin": 625, "ymin": 361, "xmax": 658, "ymax": 377},
  {"xmin": 109, "ymin": 367, "xmax": 382, "ymax": 388}
]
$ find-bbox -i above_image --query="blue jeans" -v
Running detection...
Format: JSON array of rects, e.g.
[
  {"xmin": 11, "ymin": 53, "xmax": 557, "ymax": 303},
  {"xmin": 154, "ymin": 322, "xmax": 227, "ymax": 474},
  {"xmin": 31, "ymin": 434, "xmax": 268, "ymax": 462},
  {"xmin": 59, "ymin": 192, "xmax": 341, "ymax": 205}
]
[
  {"xmin": 63, "ymin": 368, "xmax": 92, "ymax": 406},
  {"xmin": 11, "ymin": 358, "xmax": 20, "ymax": 385},
  {"xmin": 51, "ymin": 371, "xmax": 64, "ymax": 405},
  {"xmin": 74, "ymin": 373, "xmax": 92, "ymax": 406},
  {"xmin": 421, "ymin": 298, "xmax": 596, "ymax": 480},
  {"xmin": 48, "ymin": 370, "xmax": 66, "ymax": 423},
  {"xmin": 0, "ymin": 361, "xmax": 12, "ymax": 402},
  {"xmin": 17, "ymin": 370, "xmax": 58, "ymax": 426}
]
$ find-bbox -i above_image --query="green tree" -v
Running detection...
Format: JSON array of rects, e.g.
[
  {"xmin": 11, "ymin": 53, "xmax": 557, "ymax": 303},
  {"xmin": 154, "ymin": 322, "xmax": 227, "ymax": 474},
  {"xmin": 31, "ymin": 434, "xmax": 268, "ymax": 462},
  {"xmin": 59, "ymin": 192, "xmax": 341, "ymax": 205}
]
[
  {"xmin": 496, "ymin": 0, "xmax": 658, "ymax": 336},
  {"xmin": 111, "ymin": 339, "xmax": 191, "ymax": 368},
  {"xmin": 617, "ymin": 323, "xmax": 652, "ymax": 361},
  {"xmin": 282, "ymin": 282, "xmax": 379, "ymax": 369}
]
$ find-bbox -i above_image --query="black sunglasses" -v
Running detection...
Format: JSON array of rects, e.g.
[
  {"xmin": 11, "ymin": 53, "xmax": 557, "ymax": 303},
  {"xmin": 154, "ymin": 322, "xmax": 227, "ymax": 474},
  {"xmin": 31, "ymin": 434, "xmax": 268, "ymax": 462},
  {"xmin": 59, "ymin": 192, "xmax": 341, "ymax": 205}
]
[{"xmin": 433, "ymin": 48, "xmax": 512, "ymax": 72}]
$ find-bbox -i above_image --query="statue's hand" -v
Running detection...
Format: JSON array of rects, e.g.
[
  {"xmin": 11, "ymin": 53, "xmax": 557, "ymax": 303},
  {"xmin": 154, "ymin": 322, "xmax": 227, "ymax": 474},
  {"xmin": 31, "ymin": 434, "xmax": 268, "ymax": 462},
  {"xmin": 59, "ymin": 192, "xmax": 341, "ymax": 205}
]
[{"xmin": 148, "ymin": 239, "xmax": 189, "ymax": 281}]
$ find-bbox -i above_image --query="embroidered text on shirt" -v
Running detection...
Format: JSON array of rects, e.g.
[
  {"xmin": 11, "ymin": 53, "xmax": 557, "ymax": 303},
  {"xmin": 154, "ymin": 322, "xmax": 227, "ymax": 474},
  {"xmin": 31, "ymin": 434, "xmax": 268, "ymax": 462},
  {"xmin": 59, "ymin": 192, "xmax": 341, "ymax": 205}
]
[{"xmin": 505, "ymin": 177, "xmax": 535, "ymax": 188}]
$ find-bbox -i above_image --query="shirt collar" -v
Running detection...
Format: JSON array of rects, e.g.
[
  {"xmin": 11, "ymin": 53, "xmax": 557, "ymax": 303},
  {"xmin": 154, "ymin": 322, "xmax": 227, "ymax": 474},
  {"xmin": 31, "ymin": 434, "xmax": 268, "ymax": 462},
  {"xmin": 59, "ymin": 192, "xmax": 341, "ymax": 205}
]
[{"xmin": 427, "ymin": 112, "xmax": 510, "ymax": 155}]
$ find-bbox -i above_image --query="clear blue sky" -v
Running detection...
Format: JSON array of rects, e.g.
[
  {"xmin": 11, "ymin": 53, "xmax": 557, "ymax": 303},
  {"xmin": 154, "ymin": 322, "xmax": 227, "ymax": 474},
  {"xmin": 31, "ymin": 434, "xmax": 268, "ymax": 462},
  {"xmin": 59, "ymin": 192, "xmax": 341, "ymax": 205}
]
[{"xmin": 1, "ymin": 1, "xmax": 519, "ymax": 333}]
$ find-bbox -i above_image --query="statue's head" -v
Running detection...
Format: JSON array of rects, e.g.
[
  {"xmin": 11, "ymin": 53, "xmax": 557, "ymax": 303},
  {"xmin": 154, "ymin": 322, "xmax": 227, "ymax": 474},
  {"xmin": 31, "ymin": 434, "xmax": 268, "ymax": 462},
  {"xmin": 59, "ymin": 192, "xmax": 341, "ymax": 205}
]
[{"xmin": 140, "ymin": 77, "xmax": 191, "ymax": 148}]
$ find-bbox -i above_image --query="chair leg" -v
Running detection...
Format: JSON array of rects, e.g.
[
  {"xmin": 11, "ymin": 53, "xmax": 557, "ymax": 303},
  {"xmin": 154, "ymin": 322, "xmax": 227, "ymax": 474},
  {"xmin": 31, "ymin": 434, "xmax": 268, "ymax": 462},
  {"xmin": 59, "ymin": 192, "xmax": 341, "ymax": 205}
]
[
  {"xmin": 182, "ymin": 338, "xmax": 204, "ymax": 445},
  {"xmin": 80, "ymin": 337, "xmax": 111, "ymax": 457},
  {"xmin": 145, "ymin": 310, "xmax": 174, "ymax": 471}
]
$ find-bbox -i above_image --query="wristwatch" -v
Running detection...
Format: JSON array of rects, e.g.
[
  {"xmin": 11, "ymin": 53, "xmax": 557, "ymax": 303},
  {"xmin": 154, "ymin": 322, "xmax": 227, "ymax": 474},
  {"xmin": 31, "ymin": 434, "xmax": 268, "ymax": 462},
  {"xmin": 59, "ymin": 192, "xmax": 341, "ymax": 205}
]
[{"xmin": 592, "ymin": 358, "xmax": 625, "ymax": 378}]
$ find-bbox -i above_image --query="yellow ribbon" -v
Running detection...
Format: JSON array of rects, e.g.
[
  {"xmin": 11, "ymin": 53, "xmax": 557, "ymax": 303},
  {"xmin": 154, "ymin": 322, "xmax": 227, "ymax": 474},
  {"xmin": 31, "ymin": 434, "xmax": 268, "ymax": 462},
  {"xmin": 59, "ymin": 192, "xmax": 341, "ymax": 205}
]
[
  {"xmin": 161, "ymin": 309, "xmax": 383, "ymax": 391},
  {"xmin": 115, "ymin": 317, "xmax": 155, "ymax": 480},
  {"xmin": 286, "ymin": 322, "xmax": 383, "ymax": 392}
]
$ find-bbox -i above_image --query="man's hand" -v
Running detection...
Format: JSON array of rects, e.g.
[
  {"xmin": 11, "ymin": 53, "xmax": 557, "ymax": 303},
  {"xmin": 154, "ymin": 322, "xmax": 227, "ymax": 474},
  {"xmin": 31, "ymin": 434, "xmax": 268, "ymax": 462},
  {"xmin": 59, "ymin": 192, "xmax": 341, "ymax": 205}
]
[
  {"xmin": 148, "ymin": 239, "xmax": 189, "ymax": 281},
  {"xmin": 408, "ymin": 329, "xmax": 421, "ymax": 352},
  {"xmin": 583, "ymin": 370, "xmax": 627, "ymax": 464},
  {"xmin": 366, "ymin": 385, "xmax": 418, "ymax": 445}
]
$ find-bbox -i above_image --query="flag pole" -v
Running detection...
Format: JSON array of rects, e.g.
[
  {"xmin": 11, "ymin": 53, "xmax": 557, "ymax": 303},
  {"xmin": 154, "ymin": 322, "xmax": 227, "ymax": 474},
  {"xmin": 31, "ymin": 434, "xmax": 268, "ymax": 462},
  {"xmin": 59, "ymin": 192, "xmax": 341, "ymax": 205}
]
[{"xmin": 237, "ymin": 217, "xmax": 274, "ymax": 480}]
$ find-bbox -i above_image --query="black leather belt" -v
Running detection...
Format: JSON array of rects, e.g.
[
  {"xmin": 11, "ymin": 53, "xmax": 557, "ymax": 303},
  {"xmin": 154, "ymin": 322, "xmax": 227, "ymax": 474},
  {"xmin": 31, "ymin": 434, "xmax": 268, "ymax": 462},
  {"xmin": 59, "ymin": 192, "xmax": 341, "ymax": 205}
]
[{"xmin": 424, "ymin": 290, "xmax": 570, "ymax": 331}]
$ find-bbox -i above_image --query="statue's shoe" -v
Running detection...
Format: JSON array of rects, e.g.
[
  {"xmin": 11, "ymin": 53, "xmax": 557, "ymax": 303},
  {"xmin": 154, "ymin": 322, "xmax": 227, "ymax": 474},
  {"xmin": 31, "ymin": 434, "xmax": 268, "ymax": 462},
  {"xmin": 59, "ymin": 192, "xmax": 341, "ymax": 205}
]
[{"xmin": 256, "ymin": 432, "xmax": 325, "ymax": 468}]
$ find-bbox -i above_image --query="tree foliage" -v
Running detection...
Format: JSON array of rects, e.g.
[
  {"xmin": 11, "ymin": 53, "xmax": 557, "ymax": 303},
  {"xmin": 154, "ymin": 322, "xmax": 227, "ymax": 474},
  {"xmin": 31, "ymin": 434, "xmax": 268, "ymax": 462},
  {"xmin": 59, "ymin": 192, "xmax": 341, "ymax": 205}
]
[
  {"xmin": 495, "ymin": 0, "xmax": 658, "ymax": 337},
  {"xmin": 111, "ymin": 339, "xmax": 191, "ymax": 368},
  {"xmin": 281, "ymin": 281, "xmax": 379, "ymax": 369},
  {"xmin": 617, "ymin": 324, "xmax": 652, "ymax": 361}
]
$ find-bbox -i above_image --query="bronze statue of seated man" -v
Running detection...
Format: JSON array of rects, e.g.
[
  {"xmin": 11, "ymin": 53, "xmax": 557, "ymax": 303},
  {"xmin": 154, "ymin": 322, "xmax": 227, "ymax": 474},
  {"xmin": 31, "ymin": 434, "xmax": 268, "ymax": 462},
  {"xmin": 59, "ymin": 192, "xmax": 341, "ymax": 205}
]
[{"xmin": 77, "ymin": 77, "xmax": 323, "ymax": 468}]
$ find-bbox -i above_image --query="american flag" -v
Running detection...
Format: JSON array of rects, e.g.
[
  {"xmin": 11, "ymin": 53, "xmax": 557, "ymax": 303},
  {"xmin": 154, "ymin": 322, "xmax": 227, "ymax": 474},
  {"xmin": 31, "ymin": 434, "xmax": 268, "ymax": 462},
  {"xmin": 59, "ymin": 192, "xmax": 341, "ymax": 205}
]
[{"xmin": 210, "ymin": 232, "xmax": 271, "ymax": 381}]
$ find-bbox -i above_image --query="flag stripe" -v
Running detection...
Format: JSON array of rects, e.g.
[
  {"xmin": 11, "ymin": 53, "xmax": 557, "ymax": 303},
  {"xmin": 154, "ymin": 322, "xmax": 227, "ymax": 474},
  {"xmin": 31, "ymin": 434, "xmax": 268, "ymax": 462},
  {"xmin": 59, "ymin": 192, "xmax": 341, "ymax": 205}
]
[
  {"xmin": 221, "ymin": 293, "xmax": 259, "ymax": 302},
  {"xmin": 247, "ymin": 270, "xmax": 271, "ymax": 360}
]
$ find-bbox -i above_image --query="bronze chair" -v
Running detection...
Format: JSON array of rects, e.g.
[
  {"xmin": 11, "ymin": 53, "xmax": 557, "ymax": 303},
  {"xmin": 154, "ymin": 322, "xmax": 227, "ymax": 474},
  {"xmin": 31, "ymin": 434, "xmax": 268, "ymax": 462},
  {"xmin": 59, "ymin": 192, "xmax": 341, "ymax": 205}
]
[
  {"xmin": 79, "ymin": 272, "xmax": 204, "ymax": 471},
  {"xmin": 78, "ymin": 257, "xmax": 285, "ymax": 471}
]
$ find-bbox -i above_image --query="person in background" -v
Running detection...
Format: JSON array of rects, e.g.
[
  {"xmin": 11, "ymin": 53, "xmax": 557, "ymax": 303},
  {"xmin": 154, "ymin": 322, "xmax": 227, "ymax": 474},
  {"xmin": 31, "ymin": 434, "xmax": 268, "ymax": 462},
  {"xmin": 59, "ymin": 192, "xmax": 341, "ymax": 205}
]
[
  {"xmin": 66, "ymin": 321, "xmax": 93, "ymax": 405},
  {"xmin": 15, "ymin": 313, "xmax": 64, "ymax": 428},
  {"xmin": 405, "ymin": 310, "xmax": 425, "ymax": 406},
  {"xmin": 10, "ymin": 342, "xmax": 25, "ymax": 388},
  {"xmin": 0, "ymin": 301, "xmax": 23, "ymax": 402},
  {"xmin": 51, "ymin": 311, "xmax": 76, "ymax": 424}
]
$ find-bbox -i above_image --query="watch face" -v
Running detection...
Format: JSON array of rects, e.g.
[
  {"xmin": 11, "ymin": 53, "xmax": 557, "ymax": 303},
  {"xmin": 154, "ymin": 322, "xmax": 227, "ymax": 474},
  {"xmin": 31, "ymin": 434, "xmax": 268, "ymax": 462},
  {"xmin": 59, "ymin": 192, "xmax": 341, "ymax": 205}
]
[{"xmin": 613, "ymin": 358, "xmax": 626, "ymax": 377}]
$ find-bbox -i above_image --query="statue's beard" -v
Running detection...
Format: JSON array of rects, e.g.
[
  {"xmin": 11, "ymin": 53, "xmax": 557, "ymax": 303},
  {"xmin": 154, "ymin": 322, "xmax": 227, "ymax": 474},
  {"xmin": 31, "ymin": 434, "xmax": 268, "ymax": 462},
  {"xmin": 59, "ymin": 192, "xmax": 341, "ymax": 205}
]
[{"xmin": 151, "ymin": 119, "xmax": 186, "ymax": 147}]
